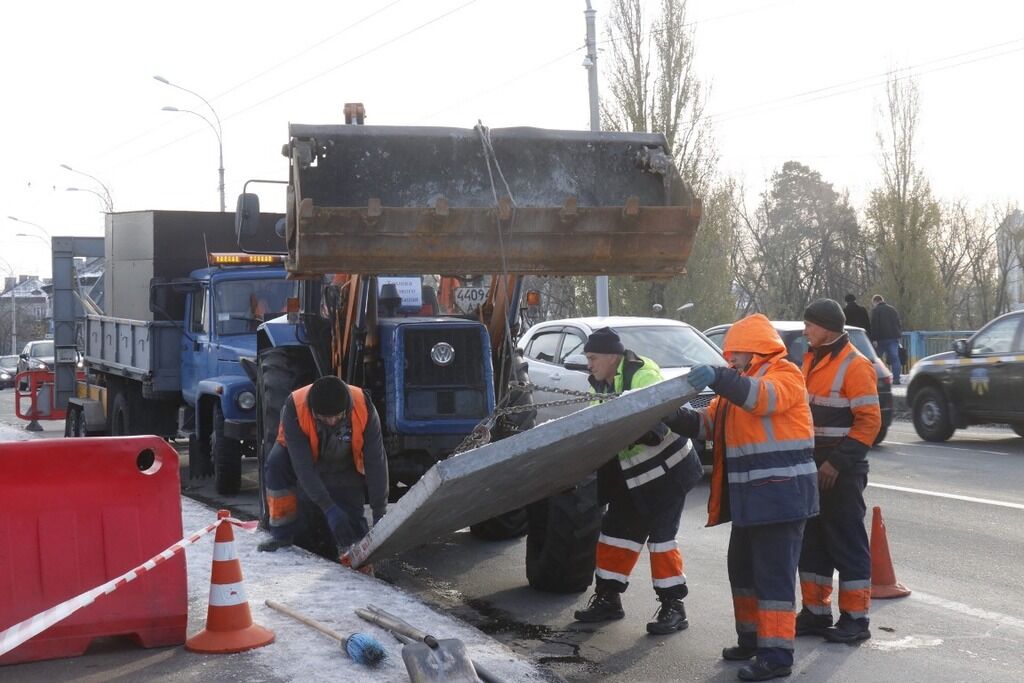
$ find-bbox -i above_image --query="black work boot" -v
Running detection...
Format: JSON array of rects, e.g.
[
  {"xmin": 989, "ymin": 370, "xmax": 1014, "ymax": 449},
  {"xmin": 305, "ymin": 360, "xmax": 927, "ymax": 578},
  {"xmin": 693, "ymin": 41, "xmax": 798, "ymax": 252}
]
[
  {"xmin": 574, "ymin": 589, "xmax": 625, "ymax": 623},
  {"xmin": 823, "ymin": 614, "xmax": 871, "ymax": 644},
  {"xmin": 795, "ymin": 607, "xmax": 832, "ymax": 636},
  {"xmin": 737, "ymin": 660, "xmax": 792, "ymax": 681},
  {"xmin": 722, "ymin": 645, "xmax": 757, "ymax": 661},
  {"xmin": 646, "ymin": 597, "xmax": 688, "ymax": 635}
]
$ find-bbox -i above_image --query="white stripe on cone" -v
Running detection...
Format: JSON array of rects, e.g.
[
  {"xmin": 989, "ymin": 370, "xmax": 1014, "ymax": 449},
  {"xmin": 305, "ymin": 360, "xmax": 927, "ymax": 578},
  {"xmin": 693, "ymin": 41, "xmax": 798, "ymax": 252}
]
[
  {"xmin": 208, "ymin": 581, "xmax": 248, "ymax": 607},
  {"xmin": 213, "ymin": 541, "xmax": 238, "ymax": 562}
]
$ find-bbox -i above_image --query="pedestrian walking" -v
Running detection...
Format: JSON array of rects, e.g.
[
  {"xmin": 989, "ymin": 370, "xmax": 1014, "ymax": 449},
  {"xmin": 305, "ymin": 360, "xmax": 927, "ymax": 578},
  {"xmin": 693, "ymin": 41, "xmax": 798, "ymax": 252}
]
[
  {"xmin": 666, "ymin": 314, "xmax": 818, "ymax": 681},
  {"xmin": 869, "ymin": 295, "xmax": 903, "ymax": 384},
  {"xmin": 842, "ymin": 294, "xmax": 871, "ymax": 336},
  {"xmin": 258, "ymin": 375, "xmax": 389, "ymax": 565},
  {"xmin": 573, "ymin": 327, "xmax": 704, "ymax": 635},
  {"xmin": 797, "ymin": 299, "xmax": 881, "ymax": 644}
]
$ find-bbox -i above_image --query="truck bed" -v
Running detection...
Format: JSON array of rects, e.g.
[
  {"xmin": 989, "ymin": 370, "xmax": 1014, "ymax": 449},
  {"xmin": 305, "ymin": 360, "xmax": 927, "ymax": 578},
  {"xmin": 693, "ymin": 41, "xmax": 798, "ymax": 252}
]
[{"xmin": 84, "ymin": 314, "xmax": 183, "ymax": 394}]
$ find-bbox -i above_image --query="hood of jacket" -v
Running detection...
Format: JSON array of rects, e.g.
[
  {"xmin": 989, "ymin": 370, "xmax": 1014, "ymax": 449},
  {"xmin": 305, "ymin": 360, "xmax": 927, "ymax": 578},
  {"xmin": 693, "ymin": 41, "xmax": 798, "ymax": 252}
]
[{"xmin": 722, "ymin": 313, "xmax": 787, "ymax": 358}]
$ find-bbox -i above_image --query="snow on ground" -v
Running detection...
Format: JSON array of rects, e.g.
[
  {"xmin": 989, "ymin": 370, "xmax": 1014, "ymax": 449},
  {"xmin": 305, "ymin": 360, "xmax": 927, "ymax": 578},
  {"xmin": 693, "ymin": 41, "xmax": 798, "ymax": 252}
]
[
  {"xmin": 181, "ymin": 497, "xmax": 547, "ymax": 682},
  {"xmin": 0, "ymin": 416, "xmax": 547, "ymax": 682}
]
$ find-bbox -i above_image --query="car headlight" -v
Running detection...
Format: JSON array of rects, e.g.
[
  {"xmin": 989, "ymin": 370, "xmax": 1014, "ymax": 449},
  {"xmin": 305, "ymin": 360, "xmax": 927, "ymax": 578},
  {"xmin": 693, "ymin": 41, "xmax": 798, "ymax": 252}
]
[
  {"xmin": 236, "ymin": 390, "xmax": 256, "ymax": 410},
  {"xmin": 29, "ymin": 359, "xmax": 48, "ymax": 370},
  {"xmin": 0, "ymin": 372, "xmax": 10, "ymax": 380}
]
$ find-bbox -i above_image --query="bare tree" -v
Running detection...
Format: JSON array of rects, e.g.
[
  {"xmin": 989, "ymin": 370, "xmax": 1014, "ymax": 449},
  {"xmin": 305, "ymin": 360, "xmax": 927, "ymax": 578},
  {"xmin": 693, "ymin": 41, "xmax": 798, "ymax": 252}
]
[
  {"xmin": 602, "ymin": 0, "xmax": 734, "ymax": 324},
  {"xmin": 864, "ymin": 75, "xmax": 944, "ymax": 329}
]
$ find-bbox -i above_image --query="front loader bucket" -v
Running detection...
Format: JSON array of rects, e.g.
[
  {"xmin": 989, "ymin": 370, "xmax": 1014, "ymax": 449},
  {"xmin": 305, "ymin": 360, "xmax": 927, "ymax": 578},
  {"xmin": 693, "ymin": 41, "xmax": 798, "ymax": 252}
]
[{"xmin": 285, "ymin": 124, "xmax": 701, "ymax": 276}]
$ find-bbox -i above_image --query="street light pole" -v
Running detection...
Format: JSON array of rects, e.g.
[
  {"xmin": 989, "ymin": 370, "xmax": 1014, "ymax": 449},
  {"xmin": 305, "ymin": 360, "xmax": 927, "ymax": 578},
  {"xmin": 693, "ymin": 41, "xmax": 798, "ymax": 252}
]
[
  {"xmin": 7, "ymin": 215, "xmax": 51, "ymax": 238},
  {"xmin": 584, "ymin": 1, "xmax": 609, "ymax": 316},
  {"xmin": 154, "ymin": 75, "xmax": 225, "ymax": 212},
  {"xmin": 65, "ymin": 187, "xmax": 113, "ymax": 213},
  {"xmin": 59, "ymin": 164, "xmax": 114, "ymax": 212}
]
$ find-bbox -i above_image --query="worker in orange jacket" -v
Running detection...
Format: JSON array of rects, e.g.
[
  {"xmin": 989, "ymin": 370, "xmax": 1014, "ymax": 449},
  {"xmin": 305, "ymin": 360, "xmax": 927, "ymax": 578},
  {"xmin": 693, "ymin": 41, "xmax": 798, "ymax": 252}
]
[
  {"xmin": 666, "ymin": 314, "xmax": 818, "ymax": 682},
  {"xmin": 797, "ymin": 299, "xmax": 881, "ymax": 644},
  {"xmin": 258, "ymin": 375, "xmax": 389, "ymax": 561}
]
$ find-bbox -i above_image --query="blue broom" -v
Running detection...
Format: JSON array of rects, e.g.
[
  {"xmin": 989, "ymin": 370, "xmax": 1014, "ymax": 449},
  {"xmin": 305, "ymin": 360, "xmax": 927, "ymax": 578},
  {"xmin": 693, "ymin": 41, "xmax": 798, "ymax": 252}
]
[{"xmin": 265, "ymin": 600, "xmax": 387, "ymax": 666}]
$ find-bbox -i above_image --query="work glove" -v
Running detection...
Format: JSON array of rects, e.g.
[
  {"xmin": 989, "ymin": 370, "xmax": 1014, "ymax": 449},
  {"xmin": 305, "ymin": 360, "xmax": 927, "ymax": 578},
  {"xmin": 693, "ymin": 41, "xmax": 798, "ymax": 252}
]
[{"xmin": 686, "ymin": 364, "xmax": 716, "ymax": 392}]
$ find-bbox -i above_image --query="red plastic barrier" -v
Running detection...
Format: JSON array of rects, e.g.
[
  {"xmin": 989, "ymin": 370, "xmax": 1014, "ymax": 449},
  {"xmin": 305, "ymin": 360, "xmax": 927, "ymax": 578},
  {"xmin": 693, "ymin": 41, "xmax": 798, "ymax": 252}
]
[
  {"xmin": 14, "ymin": 370, "xmax": 67, "ymax": 423},
  {"xmin": 0, "ymin": 437, "xmax": 186, "ymax": 665}
]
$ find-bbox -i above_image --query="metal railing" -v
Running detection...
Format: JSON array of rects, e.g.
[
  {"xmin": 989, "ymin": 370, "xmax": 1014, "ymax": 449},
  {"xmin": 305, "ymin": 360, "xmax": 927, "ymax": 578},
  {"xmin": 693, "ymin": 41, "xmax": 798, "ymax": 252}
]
[{"xmin": 901, "ymin": 330, "xmax": 974, "ymax": 368}]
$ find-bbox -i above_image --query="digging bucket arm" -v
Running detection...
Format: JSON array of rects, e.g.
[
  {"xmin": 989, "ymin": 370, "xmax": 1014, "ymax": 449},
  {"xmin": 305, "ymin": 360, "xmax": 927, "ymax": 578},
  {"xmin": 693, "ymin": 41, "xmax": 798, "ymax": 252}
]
[{"xmin": 284, "ymin": 124, "xmax": 701, "ymax": 277}]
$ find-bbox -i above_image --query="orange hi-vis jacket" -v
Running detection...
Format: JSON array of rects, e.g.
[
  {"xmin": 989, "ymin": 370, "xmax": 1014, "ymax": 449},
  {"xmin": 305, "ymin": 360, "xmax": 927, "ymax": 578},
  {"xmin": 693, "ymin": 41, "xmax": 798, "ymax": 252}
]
[
  {"xmin": 802, "ymin": 336, "xmax": 881, "ymax": 471},
  {"xmin": 276, "ymin": 383, "xmax": 369, "ymax": 473},
  {"xmin": 698, "ymin": 315, "xmax": 819, "ymax": 528}
]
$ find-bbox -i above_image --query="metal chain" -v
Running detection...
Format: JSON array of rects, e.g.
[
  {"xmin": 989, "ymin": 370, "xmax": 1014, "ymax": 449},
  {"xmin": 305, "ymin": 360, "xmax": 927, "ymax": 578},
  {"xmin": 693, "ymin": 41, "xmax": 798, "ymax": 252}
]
[{"xmin": 451, "ymin": 381, "xmax": 622, "ymax": 454}]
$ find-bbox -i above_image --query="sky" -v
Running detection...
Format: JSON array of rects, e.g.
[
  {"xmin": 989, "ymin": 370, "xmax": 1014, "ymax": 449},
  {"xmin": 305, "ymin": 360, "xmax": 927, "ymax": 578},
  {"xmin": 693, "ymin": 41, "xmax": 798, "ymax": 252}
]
[{"xmin": 2, "ymin": 0, "xmax": 1021, "ymax": 279}]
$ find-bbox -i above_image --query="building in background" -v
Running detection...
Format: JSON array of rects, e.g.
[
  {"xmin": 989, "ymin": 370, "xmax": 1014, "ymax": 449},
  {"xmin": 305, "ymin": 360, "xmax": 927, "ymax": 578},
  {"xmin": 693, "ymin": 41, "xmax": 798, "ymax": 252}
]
[{"xmin": 998, "ymin": 209, "xmax": 1024, "ymax": 311}]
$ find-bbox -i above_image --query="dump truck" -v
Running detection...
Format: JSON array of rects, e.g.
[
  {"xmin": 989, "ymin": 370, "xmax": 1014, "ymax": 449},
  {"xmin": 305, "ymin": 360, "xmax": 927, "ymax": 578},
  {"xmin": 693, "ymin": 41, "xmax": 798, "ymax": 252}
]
[
  {"xmin": 64, "ymin": 210, "xmax": 292, "ymax": 495},
  {"xmin": 236, "ymin": 113, "xmax": 700, "ymax": 591}
]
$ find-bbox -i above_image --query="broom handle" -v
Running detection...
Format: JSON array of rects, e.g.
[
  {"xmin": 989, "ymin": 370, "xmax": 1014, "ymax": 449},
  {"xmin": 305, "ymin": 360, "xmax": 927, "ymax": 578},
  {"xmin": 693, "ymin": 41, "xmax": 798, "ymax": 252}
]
[{"xmin": 266, "ymin": 600, "xmax": 348, "ymax": 645}]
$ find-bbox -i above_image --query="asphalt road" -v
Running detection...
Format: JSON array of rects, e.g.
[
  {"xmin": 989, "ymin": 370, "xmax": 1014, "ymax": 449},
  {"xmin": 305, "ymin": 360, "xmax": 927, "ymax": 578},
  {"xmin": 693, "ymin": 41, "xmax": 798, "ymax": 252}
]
[
  {"xmin": 4, "ymin": 389, "xmax": 1023, "ymax": 682},
  {"xmin": 380, "ymin": 420, "xmax": 1024, "ymax": 682}
]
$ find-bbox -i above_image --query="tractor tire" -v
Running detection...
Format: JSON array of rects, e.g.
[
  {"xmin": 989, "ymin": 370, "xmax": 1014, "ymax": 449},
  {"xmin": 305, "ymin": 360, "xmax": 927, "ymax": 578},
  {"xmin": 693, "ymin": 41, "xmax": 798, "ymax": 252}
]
[
  {"xmin": 470, "ymin": 508, "xmax": 529, "ymax": 541},
  {"xmin": 211, "ymin": 402, "xmax": 242, "ymax": 496},
  {"xmin": 525, "ymin": 474, "xmax": 602, "ymax": 593},
  {"xmin": 256, "ymin": 346, "xmax": 316, "ymax": 527},
  {"xmin": 912, "ymin": 386, "xmax": 955, "ymax": 442}
]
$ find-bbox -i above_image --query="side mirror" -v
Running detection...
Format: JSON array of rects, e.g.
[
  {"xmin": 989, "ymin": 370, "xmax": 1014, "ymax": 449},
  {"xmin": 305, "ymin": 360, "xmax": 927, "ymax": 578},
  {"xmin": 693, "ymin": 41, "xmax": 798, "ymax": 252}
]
[
  {"xmin": 952, "ymin": 339, "xmax": 969, "ymax": 356},
  {"xmin": 564, "ymin": 353, "xmax": 589, "ymax": 371},
  {"xmin": 19, "ymin": 353, "xmax": 27, "ymax": 360},
  {"xmin": 235, "ymin": 193, "xmax": 260, "ymax": 240}
]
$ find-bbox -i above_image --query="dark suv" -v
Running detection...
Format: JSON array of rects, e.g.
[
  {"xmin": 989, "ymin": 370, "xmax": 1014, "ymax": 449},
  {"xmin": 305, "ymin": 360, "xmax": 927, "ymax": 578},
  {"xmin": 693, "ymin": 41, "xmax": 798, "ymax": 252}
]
[
  {"xmin": 906, "ymin": 309, "xmax": 1024, "ymax": 441},
  {"xmin": 703, "ymin": 321, "xmax": 893, "ymax": 444}
]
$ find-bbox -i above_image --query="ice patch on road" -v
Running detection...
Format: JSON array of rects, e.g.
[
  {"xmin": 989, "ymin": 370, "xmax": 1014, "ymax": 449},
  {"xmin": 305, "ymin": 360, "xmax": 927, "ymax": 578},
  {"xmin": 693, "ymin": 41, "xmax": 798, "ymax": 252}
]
[
  {"xmin": 869, "ymin": 635, "xmax": 943, "ymax": 652},
  {"xmin": 0, "ymin": 423, "xmax": 38, "ymax": 441}
]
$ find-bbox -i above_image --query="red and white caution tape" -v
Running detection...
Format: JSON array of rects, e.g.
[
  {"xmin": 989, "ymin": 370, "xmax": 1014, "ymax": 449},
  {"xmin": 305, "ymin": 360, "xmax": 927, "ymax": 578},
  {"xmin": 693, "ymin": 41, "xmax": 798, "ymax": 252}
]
[{"xmin": 0, "ymin": 515, "xmax": 257, "ymax": 657}]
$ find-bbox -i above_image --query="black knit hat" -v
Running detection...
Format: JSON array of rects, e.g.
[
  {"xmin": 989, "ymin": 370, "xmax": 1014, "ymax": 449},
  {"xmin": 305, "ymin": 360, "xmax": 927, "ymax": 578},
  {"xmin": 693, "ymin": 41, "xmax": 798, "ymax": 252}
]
[
  {"xmin": 308, "ymin": 375, "xmax": 349, "ymax": 415},
  {"xmin": 804, "ymin": 298, "xmax": 846, "ymax": 333},
  {"xmin": 844, "ymin": 293, "xmax": 856, "ymax": 303},
  {"xmin": 584, "ymin": 327, "xmax": 625, "ymax": 355}
]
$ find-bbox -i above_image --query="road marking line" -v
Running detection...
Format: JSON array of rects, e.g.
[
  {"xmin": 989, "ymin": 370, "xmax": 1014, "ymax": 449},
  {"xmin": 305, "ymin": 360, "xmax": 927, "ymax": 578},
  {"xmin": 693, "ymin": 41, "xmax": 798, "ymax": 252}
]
[
  {"xmin": 883, "ymin": 440, "xmax": 1013, "ymax": 456},
  {"xmin": 868, "ymin": 483, "xmax": 1024, "ymax": 510},
  {"xmin": 912, "ymin": 591, "xmax": 1024, "ymax": 631}
]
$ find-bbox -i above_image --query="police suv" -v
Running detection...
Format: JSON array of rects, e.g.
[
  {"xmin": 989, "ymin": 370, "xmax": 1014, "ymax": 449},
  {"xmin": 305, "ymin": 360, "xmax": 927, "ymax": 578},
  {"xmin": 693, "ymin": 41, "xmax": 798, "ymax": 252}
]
[{"xmin": 906, "ymin": 309, "xmax": 1024, "ymax": 441}]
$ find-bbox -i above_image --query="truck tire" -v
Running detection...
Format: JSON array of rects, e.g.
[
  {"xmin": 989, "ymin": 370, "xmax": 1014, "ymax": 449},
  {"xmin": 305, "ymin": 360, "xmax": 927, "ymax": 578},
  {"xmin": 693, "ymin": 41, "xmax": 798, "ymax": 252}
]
[
  {"xmin": 256, "ymin": 346, "xmax": 316, "ymax": 526},
  {"xmin": 109, "ymin": 392, "xmax": 131, "ymax": 436},
  {"xmin": 912, "ymin": 386, "xmax": 955, "ymax": 442},
  {"xmin": 525, "ymin": 474, "xmax": 602, "ymax": 593},
  {"xmin": 211, "ymin": 402, "xmax": 242, "ymax": 495}
]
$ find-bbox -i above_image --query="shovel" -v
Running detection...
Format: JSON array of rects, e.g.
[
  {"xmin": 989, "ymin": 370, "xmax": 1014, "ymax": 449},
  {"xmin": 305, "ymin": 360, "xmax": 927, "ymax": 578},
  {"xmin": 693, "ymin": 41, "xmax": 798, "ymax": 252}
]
[{"xmin": 356, "ymin": 605, "xmax": 505, "ymax": 683}]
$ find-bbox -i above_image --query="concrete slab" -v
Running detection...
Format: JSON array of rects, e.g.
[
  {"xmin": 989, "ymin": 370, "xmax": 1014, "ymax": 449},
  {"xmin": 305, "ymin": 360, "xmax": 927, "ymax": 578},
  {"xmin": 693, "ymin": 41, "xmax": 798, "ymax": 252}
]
[{"xmin": 350, "ymin": 377, "xmax": 698, "ymax": 566}]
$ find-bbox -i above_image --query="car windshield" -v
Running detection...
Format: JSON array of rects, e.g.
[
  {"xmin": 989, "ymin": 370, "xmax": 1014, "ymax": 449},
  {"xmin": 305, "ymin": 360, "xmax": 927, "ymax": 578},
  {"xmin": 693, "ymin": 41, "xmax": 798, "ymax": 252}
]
[
  {"xmin": 0, "ymin": 355, "xmax": 17, "ymax": 368},
  {"xmin": 214, "ymin": 279, "xmax": 295, "ymax": 336},
  {"xmin": 30, "ymin": 341, "xmax": 54, "ymax": 358},
  {"xmin": 611, "ymin": 326, "xmax": 726, "ymax": 368}
]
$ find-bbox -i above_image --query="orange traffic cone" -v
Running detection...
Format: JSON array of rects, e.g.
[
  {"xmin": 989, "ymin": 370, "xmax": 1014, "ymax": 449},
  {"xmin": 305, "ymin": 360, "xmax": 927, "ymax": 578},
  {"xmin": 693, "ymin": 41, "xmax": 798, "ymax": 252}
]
[
  {"xmin": 870, "ymin": 506, "xmax": 911, "ymax": 599},
  {"xmin": 186, "ymin": 510, "xmax": 275, "ymax": 653}
]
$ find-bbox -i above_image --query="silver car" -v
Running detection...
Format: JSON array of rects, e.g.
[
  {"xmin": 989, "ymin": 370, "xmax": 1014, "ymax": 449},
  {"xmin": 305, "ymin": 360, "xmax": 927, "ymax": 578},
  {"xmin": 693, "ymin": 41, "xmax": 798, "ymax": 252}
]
[{"xmin": 517, "ymin": 316, "xmax": 727, "ymax": 456}]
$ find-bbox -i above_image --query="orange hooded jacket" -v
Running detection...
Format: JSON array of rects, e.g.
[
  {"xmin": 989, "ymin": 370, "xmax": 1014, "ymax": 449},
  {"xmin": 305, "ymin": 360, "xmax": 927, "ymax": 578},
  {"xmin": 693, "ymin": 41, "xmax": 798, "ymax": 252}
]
[{"xmin": 697, "ymin": 314, "xmax": 819, "ymax": 527}]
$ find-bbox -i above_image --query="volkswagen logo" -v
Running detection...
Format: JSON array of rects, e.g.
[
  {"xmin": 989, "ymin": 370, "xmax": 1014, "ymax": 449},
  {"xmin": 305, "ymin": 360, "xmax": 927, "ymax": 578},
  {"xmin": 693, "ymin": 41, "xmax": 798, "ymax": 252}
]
[{"xmin": 430, "ymin": 342, "xmax": 455, "ymax": 366}]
